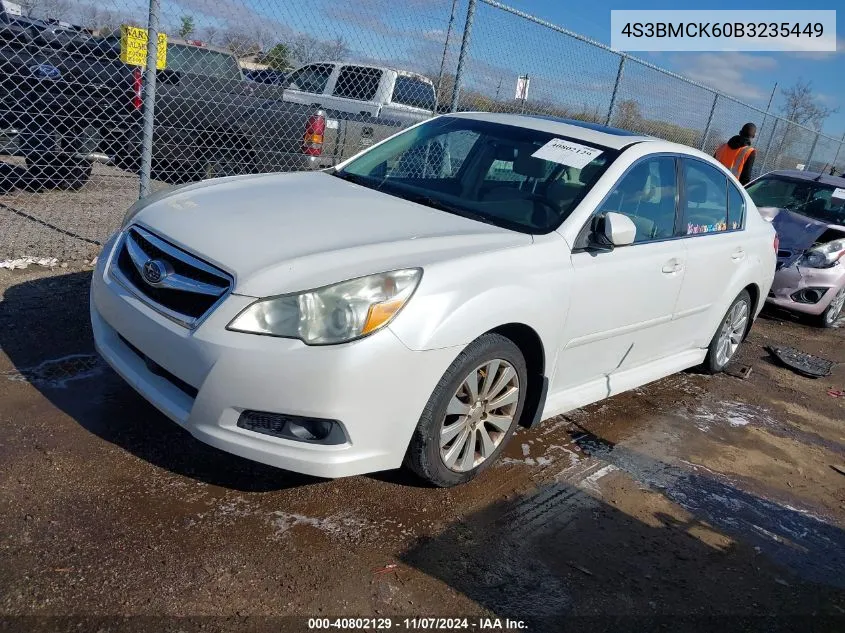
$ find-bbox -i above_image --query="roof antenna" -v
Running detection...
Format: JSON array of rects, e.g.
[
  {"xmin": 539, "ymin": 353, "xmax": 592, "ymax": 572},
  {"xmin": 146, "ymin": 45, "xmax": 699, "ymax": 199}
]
[{"xmin": 814, "ymin": 164, "xmax": 829, "ymax": 181}]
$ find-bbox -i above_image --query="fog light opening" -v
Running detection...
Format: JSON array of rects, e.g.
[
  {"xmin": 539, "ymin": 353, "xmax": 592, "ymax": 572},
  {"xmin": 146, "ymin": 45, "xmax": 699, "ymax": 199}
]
[
  {"xmin": 791, "ymin": 288, "xmax": 826, "ymax": 304},
  {"xmin": 236, "ymin": 410, "xmax": 346, "ymax": 445},
  {"xmin": 287, "ymin": 419, "xmax": 333, "ymax": 441}
]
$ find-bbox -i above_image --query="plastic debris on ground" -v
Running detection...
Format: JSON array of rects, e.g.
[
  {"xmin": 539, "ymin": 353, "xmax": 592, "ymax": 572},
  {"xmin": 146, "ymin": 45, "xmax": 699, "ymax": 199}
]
[
  {"xmin": 765, "ymin": 346, "xmax": 835, "ymax": 379},
  {"xmin": 0, "ymin": 256, "xmax": 58, "ymax": 270}
]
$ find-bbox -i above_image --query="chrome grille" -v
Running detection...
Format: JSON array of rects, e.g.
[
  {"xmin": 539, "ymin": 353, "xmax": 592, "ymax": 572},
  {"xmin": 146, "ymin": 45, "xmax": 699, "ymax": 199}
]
[{"xmin": 110, "ymin": 226, "xmax": 232, "ymax": 328}]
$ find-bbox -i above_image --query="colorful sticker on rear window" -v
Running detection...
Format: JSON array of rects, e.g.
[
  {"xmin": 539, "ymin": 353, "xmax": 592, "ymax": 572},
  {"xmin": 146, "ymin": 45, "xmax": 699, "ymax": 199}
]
[
  {"xmin": 832, "ymin": 187, "xmax": 845, "ymax": 200},
  {"xmin": 531, "ymin": 138, "xmax": 603, "ymax": 169},
  {"xmin": 687, "ymin": 221, "xmax": 737, "ymax": 234}
]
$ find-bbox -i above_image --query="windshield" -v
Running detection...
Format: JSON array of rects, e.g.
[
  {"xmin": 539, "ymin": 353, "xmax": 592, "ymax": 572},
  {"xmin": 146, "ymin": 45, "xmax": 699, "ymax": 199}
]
[
  {"xmin": 747, "ymin": 176, "xmax": 845, "ymax": 225},
  {"xmin": 165, "ymin": 44, "xmax": 242, "ymax": 80},
  {"xmin": 334, "ymin": 117, "xmax": 617, "ymax": 234}
]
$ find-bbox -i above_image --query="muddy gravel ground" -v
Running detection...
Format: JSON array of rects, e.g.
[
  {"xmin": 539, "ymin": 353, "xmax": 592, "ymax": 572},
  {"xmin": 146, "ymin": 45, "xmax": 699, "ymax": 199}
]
[
  {"xmin": 0, "ymin": 268, "xmax": 844, "ymax": 632},
  {"xmin": 0, "ymin": 159, "xmax": 168, "ymax": 262}
]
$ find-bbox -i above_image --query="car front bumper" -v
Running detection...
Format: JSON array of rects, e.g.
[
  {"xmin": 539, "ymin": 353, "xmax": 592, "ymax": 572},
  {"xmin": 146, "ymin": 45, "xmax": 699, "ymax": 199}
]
[
  {"xmin": 766, "ymin": 264, "xmax": 845, "ymax": 316},
  {"xmin": 90, "ymin": 234, "xmax": 460, "ymax": 478}
]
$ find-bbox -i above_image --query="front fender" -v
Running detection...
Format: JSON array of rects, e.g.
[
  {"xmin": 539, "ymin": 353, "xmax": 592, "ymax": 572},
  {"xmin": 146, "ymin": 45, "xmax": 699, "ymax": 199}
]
[{"xmin": 388, "ymin": 250, "xmax": 571, "ymax": 355}]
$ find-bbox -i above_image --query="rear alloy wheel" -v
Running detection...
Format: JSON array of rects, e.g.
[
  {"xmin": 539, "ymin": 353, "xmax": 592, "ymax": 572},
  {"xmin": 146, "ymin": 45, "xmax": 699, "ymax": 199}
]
[
  {"xmin": 405, "ymin": 333, "xmax": 528, "ymax": 487},
  {"xmin": 818, "ymin": 286, "xmax": 845, "ymax": 328},
  {"xmin": 703, "ymin": 290, "xmax": 751, "ymax": 374}
]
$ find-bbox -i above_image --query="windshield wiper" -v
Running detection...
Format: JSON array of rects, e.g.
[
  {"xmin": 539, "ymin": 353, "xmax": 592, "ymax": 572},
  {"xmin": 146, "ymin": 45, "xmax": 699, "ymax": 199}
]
[
  {"xmin": 401, "ymin": 193, "xmax": 501, "ymax": 227},
  {"xmin": 330, "ymin": 170, "xmax": 375, "ymax": 188}
]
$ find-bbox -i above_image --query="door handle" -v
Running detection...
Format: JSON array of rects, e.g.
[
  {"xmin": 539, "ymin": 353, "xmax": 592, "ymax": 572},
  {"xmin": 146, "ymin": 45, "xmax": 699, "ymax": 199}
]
[
  {"xmin": 731, "ymin": 248, "xmax": 746, "ymax": 261},
  {"xmin": 662, "ymin": 259, "xmax": 683, "ymax": 274}
]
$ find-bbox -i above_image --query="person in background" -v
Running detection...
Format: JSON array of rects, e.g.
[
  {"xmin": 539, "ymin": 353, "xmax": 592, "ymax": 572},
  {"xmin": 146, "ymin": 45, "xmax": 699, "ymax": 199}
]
[{"xmin": 714, "ymin": 123, "xmax": 757, "ymax": 185}]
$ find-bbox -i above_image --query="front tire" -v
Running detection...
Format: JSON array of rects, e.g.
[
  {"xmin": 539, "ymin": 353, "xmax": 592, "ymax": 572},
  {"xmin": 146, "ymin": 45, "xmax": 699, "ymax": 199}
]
[
  {"xmin": 702, "ymin": 290, "xmax": 751, "ymax": 374},
  {"xmin": 405, "ymin": 333, "xmax": 528, "ymax": 487},
  {"xmin": 817, "ymin": 286, "xmax": 845, "ymax": 328}
]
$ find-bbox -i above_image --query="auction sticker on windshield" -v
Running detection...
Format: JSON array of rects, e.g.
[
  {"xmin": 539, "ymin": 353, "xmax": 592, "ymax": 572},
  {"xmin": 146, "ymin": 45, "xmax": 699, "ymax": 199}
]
[
  {"xmin": 832, "ymin": 187, "xmax": 845, "ymax": 200},
  {"xmin": 531, "ymin": 139, "xmax": 603, "ymax": 169}
]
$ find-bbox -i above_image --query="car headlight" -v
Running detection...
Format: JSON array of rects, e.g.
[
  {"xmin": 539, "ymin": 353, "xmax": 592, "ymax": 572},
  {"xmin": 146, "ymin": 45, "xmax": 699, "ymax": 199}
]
[
  {"xmin": 798, "ymin": 239, "xmax": 845, "ymax": 269},
  {"xmin": 227, "ymin": 269, "xmax": 422, "ymax": 345}
]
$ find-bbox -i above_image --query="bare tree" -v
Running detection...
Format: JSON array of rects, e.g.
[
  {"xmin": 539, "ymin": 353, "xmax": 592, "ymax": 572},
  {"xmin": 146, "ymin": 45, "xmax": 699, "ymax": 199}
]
[
  {"xmin": 320, "ymin": 36, "xmax": 350, "ymax": 61},
  {"xmin": 202, "ymin": 25, "xmax": 220, "ymax": 45},
  {"xmin": 16, "ymin": 0, "xmax": 40, "ymax": 18},
  {"xmin": 222, "ymin": 29, "xmax": 261, "ymax": 58},
  {"xmin": 288, "ymin": 34, "xmax": 323, "ymax": 64},
  {"xmin": 779, "ymin": 79, "xmax": 838, "ymax": 131}
]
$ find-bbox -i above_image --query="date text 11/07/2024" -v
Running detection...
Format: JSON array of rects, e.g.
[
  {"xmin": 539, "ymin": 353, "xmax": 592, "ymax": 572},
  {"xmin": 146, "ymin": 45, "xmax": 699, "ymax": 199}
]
[{"xmin": 306, "ymin": 617, "xmax": 529, "ymax": 630}]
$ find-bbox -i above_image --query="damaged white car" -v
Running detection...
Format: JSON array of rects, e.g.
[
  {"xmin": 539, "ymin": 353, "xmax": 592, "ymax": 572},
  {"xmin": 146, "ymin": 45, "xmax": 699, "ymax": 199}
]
[{"xmin": 747, "ymin": 170, "xmax": 845, "ymax": 327}]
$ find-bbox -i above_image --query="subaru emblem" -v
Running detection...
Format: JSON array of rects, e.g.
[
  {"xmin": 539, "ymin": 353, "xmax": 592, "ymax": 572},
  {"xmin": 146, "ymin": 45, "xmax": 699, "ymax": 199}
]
[
  {"xmin": 30, "ymin": 63, "xmax": 61, "ymax": 80},
  {"xmin": 142, "ymin": 259, "xmax": 167, "ymax": 285}
]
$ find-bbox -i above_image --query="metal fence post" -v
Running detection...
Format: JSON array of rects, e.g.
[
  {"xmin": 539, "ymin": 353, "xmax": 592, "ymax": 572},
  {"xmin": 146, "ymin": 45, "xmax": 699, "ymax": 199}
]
[
  {"xmin": 761, "ymin": 118, "xmax": 778, "ymax": 173},
  {"xmin": 451, "ymin": 0, "xmax": 477, "ymax": 113},
  {"xmin": 806, "ymin": 132, "xmax": 820, "ymax": 170},
  {"xmin": 604, "ymin": 55, "xmax": 625, "ymax": 127},
  {"xmin": 138, "ymin": 0, "xmax": 161, "ymax": 199},
  {"xmin": 434, "ymin": 0, "xmax": 459, "ymax": 114},
  {"xmin": 699, "ymin": 93, "xmax": 718, "ymax": 151},
  {"xmin": 831, "ymin": 132, "xmax": 845, "ymax": 175}
]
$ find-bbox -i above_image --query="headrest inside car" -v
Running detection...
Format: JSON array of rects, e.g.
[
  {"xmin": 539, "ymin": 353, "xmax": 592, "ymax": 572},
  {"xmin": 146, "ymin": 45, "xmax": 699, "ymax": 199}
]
[{"xmin": 513, "ymin": 143, "xmax": 547, "ymax": 179}]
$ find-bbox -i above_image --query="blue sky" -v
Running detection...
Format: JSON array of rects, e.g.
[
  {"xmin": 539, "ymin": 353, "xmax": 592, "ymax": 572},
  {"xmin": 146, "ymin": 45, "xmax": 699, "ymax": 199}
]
[
  {"xmin": 502, "ymin": 0, "xmax": 843, "ymax": 135},
  {"xmin": 154, "ymin": 0, "xmax": 843, "ymax": 142}
]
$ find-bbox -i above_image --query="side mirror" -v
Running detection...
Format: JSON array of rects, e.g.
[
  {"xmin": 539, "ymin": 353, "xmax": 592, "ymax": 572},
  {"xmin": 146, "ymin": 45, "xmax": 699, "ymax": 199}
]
[
  {"xmin": 589, "ymin": 211, "xmax": 636, "ymax": 250},
  {"xmin": 604, "ymin": 212, "xmax": 637, "ymax": 246}
]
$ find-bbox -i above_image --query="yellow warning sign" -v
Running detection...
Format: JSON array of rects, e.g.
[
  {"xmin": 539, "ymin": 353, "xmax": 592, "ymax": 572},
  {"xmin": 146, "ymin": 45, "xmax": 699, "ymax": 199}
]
[{"xmin": 120, "ymin": 25, "xmax": 167, "ymax": 69}]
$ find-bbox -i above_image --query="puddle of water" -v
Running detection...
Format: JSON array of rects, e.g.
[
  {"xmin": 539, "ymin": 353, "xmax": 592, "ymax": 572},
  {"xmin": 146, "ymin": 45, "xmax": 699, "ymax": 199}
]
[
  {"xmin": 2, "ymin": 353, "xmax": 103, "ymax": 388},
  {"xmin": 687, "ymin": 400, "xmax": 778, "ymax": 432}
]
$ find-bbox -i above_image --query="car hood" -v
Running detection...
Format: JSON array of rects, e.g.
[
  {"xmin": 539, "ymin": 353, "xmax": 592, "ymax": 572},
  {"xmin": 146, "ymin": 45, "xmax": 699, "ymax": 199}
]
[
  {"xmin": 132, "ymin": 171, "xmax": 532, "ymax": 296},
  {"xmin": 767, "ymin": 207, "xmax": 845, "ymax": 267}
]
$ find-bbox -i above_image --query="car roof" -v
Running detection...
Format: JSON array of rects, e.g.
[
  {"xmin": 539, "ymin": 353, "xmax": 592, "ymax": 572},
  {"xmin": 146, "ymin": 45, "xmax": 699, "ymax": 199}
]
[
  {"xmin": 302, "ymin": 61, "xmax": 433, "ymax": 84},
  {"xmin": 759, "ymin": 169, "xmax": 845, "ymax": 187},
  {"xmin": 446, "ymin": 111, "xmax": 658, "ymax": 150}
]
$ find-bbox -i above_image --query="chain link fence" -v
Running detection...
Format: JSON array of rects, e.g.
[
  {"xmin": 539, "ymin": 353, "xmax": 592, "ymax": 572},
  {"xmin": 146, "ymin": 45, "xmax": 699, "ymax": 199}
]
[{"xmin": 0, "ymin": 0, "xmax": 843, "ymax": 262}]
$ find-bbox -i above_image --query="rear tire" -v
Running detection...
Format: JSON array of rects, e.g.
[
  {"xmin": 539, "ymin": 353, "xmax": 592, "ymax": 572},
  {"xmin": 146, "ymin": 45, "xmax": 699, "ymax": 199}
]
[
  {"xmin": 198, "ymin": 141, "xmax": 252, "ymax": 181},
  {"xmin": 26, "ymin": 153, "xmax": 92, "ymax": 191},
  {"xmin": 405, "ymin": 333, "xmax": 528, "ymax": 487},
  {"xmin": 702, "ymin": 290, "xmax": 751, "ymax": 374}
]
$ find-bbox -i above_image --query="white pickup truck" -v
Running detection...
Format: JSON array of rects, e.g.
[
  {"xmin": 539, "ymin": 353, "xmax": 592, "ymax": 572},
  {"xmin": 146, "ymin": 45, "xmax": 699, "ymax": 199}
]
[{"xmin": 282, "ymin": 62, "xmax": 436, "ymax": 124}]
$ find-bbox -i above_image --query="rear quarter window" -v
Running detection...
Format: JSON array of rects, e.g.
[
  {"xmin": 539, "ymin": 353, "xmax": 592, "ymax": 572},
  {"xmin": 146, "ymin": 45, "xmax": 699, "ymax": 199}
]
[
  {"xmin": 391, "ymin": 75, "xmax": 435, "ymax": 110},
  {"xmin": 728, "ymin": 182, "xmax": 746, "ymax": 229}
]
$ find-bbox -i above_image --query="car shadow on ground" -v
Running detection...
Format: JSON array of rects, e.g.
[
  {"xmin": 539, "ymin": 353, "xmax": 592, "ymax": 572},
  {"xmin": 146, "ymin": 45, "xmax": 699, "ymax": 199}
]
[
  {"xmin": 400, "ymin": 427, "xmax": 845, "ymax": 629},
  {"xmin": 0, "ymin": 271, "xmax": 320, "ymax": 492}
]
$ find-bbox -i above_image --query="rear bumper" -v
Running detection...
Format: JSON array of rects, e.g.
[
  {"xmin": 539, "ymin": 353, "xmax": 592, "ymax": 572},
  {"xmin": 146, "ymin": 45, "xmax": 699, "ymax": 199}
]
[{"xmin": 766, "ymin": 264, "xmax": 845, "ymax": 316}]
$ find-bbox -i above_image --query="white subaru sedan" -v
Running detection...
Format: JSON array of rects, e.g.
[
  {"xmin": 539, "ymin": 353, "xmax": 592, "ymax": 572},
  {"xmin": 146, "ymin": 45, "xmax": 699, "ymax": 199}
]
[{"xmin": 91, "ymin": 113, "xmax": 776, "ymax": 486}]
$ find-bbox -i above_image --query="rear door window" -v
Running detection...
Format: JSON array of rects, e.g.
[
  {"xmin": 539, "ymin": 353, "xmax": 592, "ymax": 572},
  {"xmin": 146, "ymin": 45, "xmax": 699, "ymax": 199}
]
[
  {"xmin": 286, "ymin": 64, "xmax": 333, "ymax": 94},
  {"xmin": 333, "ymin": 66, "xmax": 382, "ymax": 101},
  {"xmin": 391, "ymin": 75, "xmax": 435, "ymax": 110},
  {"xmin": 682, "ymin": 160, "xmax": 729, "ymax": 235}
]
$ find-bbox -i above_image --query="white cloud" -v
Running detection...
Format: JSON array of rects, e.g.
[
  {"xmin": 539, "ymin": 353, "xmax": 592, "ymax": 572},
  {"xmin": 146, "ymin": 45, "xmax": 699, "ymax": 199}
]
[
  {"xmin": 675, "ymin": 52, "xmax": 777, "ymax": 102},
  {"xmin": 792, "ymin": 37, "xmax": 845, "ymax": 60}
]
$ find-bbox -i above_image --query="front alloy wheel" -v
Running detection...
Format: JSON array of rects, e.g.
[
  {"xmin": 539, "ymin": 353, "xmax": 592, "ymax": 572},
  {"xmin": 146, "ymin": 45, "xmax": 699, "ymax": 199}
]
[
  {"xmin": 440, "ymin": 360, "xmax": 520, "ymax": 472},
  {"xmin": 819, "ymin": 286, "xmax": 845, "ymax": 328},
  {"xmin": 405, "ymin": 333, "xmax": 528, "ymax": 487}
]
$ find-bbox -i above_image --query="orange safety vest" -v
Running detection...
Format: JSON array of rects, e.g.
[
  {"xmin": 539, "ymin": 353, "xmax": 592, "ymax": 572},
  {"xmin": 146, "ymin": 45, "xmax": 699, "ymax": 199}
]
[{"xmin": 714, "ymin": 143, "xmax": 756, "ymax": 179}]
